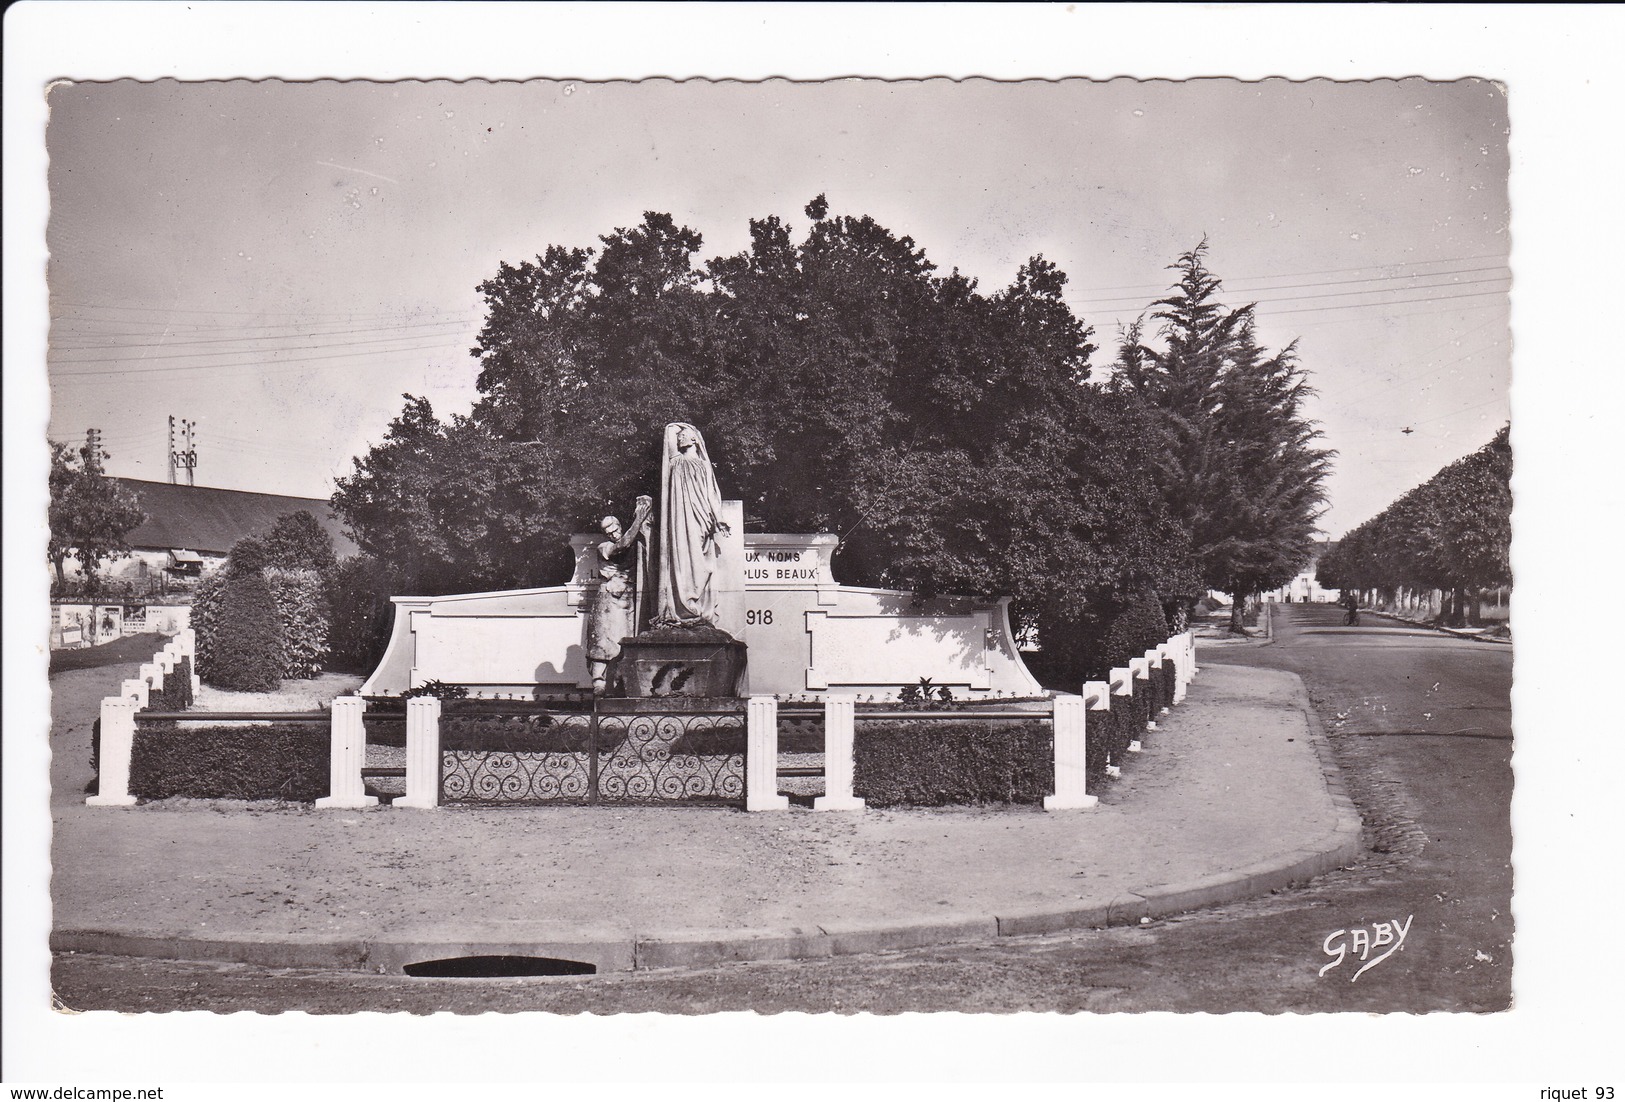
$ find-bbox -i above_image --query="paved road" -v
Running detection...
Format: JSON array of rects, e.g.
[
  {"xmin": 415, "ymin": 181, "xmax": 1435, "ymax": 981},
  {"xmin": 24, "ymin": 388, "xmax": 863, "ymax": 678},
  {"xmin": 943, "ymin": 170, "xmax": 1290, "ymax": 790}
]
[{"xmin": 51, "ymin": 603, "xmax": 1513, "ymax": 1013}]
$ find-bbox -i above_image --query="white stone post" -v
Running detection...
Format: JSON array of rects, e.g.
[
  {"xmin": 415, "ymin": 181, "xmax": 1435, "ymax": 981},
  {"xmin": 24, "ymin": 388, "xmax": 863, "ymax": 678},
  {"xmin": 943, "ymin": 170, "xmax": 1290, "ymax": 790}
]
[
  {"xmin": 746, "ymin": 695, "xmax": 789, "ymax": 811},
  {"xmin": 176, "ymin": 628, "xmax": 201, "ymax": 695},
  {"xmin": 157, "ymin": 649, "xmax": 176, "ymax": 685},
  {"xmin": 87, "ymin": 696, "xmax": 139, "ymax": 806},
  {"xmin": 316, "ymin": 697, "xmax": 378, "ymax": 809},
  {"xmin": 121, "ymin": 677, "xmax": 149, "ymax": 710},
  {"xmin": 395, "ymin": 696, "xmax": 441, "ymax": 809},
  {"xmin": 139, "ymin": 661, "xmax": 162, "ymax": 695},
  {"xmin": 813, "ymin": 695, "xmax": 864, "ymax": 811},
  {"xmin": 1044, "ymin": 694, "xmax": 1098, "ymax": 811}
]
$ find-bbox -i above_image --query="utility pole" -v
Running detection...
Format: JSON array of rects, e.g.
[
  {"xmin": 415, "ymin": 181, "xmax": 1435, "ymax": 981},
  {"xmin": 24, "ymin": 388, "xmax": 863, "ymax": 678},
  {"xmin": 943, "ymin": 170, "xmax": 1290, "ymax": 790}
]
[{"xmin": 169, "ymin": 416, "xmax": 197, "ymax": 486}]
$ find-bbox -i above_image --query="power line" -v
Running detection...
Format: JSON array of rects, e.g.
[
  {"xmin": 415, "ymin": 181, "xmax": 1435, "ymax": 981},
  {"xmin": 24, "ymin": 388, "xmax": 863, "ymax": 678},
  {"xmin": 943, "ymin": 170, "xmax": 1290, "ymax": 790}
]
[
  {"xmin": 1334, "ymin": 337, "xmax": 1508, "ymax": 414},
  {"xmin": 1405, "ymin": 393, "xmax": 1511, "ymax": 430},
  {"xmin": 1262, "ymin": 286, "xmax": 1509, "ymax": 318},
  {"xmin": 1259, "ymin": 299, "xmax": 1506, "ymax": 330},
  {"xmin": 52, "ymin": 299, "xmax": 470, "ymax": 320},
  {"xmin": 49, "ymin": 339, "xmax": 472, "ymax": 380},
  {"xmin": 53, "ymin": 312, "xmax": 471, "ymax": 338},
  {"xmin": 1064, "ymin": 264, "xmax": 1509, "ymax": 308},
  {"xmin": 51, "ymin": 331, "xmax": 476, "ymax": 366},
  {"xmin": 51, "ymin": 318, "xmax": 473, "ymax": 354},
  {"xmin": 1098, "ymin": 290, "xmax": 1509, "ymax": 335},
  {"xmin": 1061, "ymin": 252, "xmax": 1508, "ymax": 294}
]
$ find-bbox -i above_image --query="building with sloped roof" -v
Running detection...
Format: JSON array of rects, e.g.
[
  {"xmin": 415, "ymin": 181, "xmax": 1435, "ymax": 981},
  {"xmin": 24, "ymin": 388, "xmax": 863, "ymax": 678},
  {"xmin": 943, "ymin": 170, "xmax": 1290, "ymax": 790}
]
[
  {"xmin": 79, "ymin": 478, "xmax": 356, "ymax": 584},
  {"xmin": 53, "ymin": 479, "xmax": 358, "ymax": 647},
  {"xmin": 113, "ymin": 478, "xmax": 356, "ymax": 559}
]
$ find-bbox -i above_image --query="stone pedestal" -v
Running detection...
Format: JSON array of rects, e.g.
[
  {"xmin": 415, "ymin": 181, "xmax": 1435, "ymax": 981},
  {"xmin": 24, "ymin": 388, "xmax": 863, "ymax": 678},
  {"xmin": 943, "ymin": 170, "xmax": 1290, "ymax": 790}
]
[{"xmin": 618, "ymin": 627, "xmax": 747, "ymax": 699}]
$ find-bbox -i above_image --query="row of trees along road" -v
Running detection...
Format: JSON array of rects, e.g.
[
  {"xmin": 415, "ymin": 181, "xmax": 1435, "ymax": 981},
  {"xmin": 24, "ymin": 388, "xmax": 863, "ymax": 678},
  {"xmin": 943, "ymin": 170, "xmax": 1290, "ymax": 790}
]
[
  {"xmin": 1315, "ymin": 425, "xmax": 1511, "ymax": 627},
  {"xmin": 332, "ymin": 200, "xmax": 1331, "ymax": 680}
]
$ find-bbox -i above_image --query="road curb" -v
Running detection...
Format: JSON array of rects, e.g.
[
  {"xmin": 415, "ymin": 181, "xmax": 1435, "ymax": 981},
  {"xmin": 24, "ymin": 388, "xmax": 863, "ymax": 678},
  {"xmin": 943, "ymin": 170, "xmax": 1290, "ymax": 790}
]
[
  {"xmin": 1363, "ymin": 608, "xmax": 1512, "ymax": 645},
  {"xmin": 53, "ymin": 670, "xmax": 1364, "ymax": 975}
]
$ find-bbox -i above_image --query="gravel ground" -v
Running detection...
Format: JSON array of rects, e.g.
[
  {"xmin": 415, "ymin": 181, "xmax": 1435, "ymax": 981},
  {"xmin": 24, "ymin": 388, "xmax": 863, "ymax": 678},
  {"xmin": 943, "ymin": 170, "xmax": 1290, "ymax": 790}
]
[
  {"xmin": 194, "ymin": 672, "xmax": 364, "ymax": 712},
  {"xmin": 53, "ymin": 664, "xmax": 1341, "ymax": 950}
]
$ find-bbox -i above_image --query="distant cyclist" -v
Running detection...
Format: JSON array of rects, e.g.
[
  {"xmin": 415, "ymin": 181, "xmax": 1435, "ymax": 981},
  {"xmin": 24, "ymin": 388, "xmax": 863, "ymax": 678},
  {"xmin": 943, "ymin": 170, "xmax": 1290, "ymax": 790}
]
[{"xmin": 1341, "ymin": 590, "xmax": 1360, "ymax": 626}]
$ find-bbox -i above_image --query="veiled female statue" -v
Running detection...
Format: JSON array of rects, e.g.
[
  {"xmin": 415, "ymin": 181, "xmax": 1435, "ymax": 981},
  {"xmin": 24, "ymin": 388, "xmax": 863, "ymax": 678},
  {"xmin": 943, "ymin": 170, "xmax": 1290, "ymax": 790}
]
[{"xmin": 653, "ymin": 422, "xmax": 730, "ymax": 628}]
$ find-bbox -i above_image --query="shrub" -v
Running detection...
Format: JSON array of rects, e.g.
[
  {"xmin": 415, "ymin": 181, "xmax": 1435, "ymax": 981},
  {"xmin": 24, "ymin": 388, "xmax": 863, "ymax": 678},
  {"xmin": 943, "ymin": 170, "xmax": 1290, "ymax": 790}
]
[
  {"xmin": 264, "ymin": 567, "xmax": 330, "ymax": 679},
  {"xmin": 128, "ymin": 721, "xmax": 328, "ymax": 801},
  {"xmin": 225, "ymin": 536, "xmax": 269, "ymax": 577},
  {"xmin": 1040, "ymin": 589, "xmax": 1173, "ymax": 685},
  {"xmin": 189, "ymin": 571, "xmax": 226, "ymax": 677},
  {"xmin": 898, "ymin": 677, "xmax": 955, "ymax": 707},
  {"xmin": 325, "ymin": 555, "xmax": 401, "ymax": 673},
  {"xmin": 1155, "ymin": 660, "xmax": 1177, "ymax": 710},
  {"xmin": 1101, "ymin": 590, "xmax": 1169, "ymax": 673},
  {"xmin": 1131, "ymin": 673, "xmax": 1153, "ymax": 730},
  {"xmin": 200, "ymin": 570, "xmax": 285, "ymax": 692},
  {"xmin": 1103, "ymin": 693, "xmax": 1138, "ymax": 766},
  {"xmin": 440, "ymin": 712, "xmax": 584, "ymax": 753},
  {"xmin": 263, "ymin": 511, "xmax": 338, "ymax": 573},
  {"xmin": 403, "ymin": 678, "xmax": 468, "ymax": 700},
  {"xmin": 1084, "ymin": 706, "xmax": 1111, "ymax": 787},
  {"xmin": 853, "ymin": 719, "xmax": 1052, "ymax": 807}
]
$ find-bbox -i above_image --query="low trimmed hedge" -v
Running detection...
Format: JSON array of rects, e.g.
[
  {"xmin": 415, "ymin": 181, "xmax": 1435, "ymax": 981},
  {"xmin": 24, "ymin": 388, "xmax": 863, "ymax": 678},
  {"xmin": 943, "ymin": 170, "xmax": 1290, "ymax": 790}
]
[
  {"xmin": 1155, "ymin": 660, "xmax": 1177, "ymax": 712},
  {"xmin": 441, "ymin": 713, "xmax": 582, "ymax": 753},
  {"xmin": 1085, "ymin": 709, "xmax": 1112, "ymax": 787},
  {"xmin": 853, "ymin": 719, "xmax": 1053, "ymax": 807},
  {"xmin": 1104, "ymin": 696, "xmax": 1140, "ymax": 768},
  {"xmin": 147, "ymin": 656, "xmax": 194, "ymax": 712},
  {"xmin": 89, "ymin": 656, "xmax": 195, "ymax": 780},
  {"xmin": 128, "ymin": 722, "xmax": 328, "ymax": 801}
]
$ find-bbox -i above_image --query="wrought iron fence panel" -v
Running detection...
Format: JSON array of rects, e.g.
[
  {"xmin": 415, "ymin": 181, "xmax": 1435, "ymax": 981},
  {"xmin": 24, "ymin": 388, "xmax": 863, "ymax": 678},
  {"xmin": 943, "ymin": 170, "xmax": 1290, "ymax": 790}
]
[
  {"xmin": 439, "ymin": 711, "xmax": 595, "ymax": 806},
  {"xmin": 595, "ymin": 711, "xmax": 746, "ymax": 804},
  {"xmin": 432, "ymin": 700, "xmax": 747, "ymax": 807}
]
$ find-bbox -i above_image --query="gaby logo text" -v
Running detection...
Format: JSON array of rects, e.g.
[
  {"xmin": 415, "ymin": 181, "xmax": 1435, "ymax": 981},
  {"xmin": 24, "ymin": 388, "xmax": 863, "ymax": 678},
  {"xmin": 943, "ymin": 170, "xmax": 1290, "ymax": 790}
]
[{"xmin": 1319, "ymin": 915, "xmax": 1412, "ymax": 981}]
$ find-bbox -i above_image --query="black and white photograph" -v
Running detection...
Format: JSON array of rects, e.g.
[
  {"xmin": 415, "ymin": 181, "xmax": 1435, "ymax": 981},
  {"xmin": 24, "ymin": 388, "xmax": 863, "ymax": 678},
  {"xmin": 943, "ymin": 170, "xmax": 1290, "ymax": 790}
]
[{"xmin": 5, "ymin": 3, "xmax": 1622, "ymax": 1095}]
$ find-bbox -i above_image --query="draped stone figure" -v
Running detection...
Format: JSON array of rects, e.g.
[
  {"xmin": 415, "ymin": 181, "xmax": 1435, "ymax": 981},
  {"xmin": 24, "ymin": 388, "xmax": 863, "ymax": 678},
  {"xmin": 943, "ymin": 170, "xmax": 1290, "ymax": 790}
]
[
  {"xmin": 653, "ymin": 422, "xmax": 730, "ymax": 628},
  {"xmin": 586, "ymin": 494, "xmax": 652, "ymax": 694}
]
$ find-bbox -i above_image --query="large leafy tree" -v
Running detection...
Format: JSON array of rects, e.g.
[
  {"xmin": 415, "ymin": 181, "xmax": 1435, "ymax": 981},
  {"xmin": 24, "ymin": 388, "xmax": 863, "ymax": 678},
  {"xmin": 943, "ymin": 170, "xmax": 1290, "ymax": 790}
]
[
  {"xmin": 334, "ymin": 199, "xmax": 1195, "ymax": 677},
  {"xmin": 1114, "ymin": 241, "xmax": 1332, "ymax": 631},
  {"xmin": 48, "ymin": 431, "xmax": 147, "ymax": 589}
]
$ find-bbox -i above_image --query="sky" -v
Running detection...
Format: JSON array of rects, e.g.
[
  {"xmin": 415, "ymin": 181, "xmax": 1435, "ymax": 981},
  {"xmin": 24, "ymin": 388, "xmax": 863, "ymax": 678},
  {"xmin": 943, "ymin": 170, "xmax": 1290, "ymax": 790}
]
[{"xmin": 43, "ymin": 75, "xmax": 1510, "ymax": 538}]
